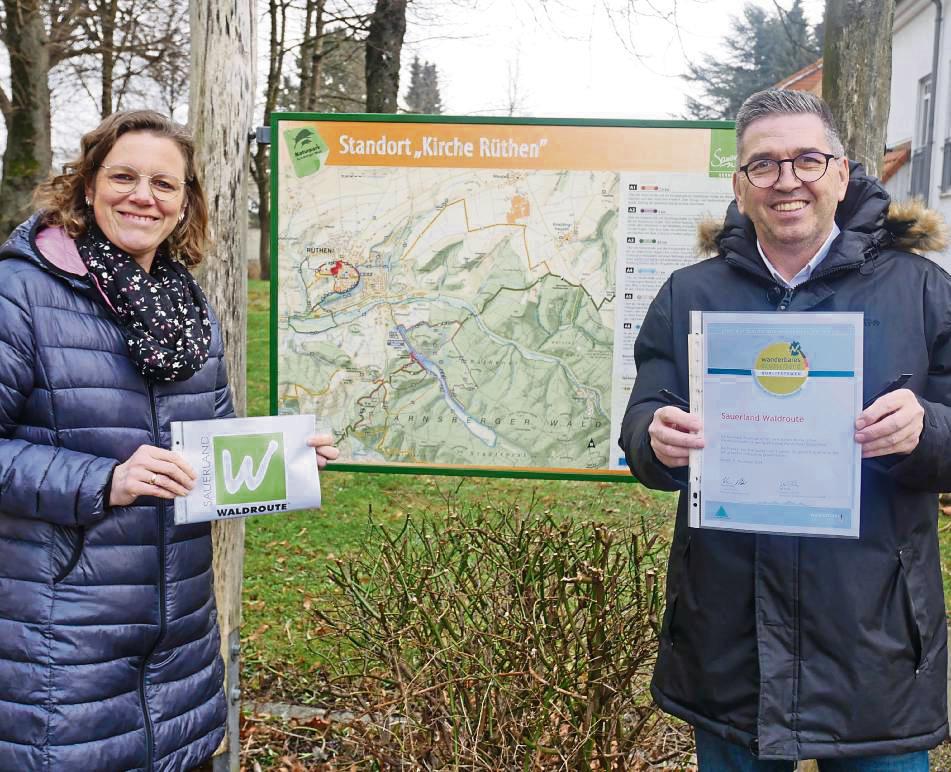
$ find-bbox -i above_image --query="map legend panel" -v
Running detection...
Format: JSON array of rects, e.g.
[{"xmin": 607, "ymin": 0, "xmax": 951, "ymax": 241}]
[{"xmin": 610, "ymin": 173, "xmax": 735, "ymax": 468}]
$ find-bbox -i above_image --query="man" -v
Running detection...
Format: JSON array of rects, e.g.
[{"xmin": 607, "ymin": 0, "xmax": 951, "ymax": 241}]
[{"xmin": 620, "ymin": 88, "xmax": 951, "ymax": 770}]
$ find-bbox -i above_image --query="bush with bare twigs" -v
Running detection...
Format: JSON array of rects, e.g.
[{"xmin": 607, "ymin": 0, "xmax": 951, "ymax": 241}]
[{"xmin": 311, "ymin": 501, "xmax": 692, "ymax": 769}]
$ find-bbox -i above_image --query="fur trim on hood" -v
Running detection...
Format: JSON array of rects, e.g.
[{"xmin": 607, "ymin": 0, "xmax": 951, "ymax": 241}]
[
  {"xmin": 697, "ymin": 197, "xmax": 949, "ymax": 257},
  {"xmin": 884, "ymin": 198, "xmax": 950, "ymax": 254},
  {"xmin": 697, "ymin": 217, "xmax": 725, "ymax": 257}
]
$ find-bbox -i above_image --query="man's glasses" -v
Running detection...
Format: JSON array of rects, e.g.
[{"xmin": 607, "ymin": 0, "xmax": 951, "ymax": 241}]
[
  {"xmin": 739, "ymin": 152, "xmax": 838, "ymax": 188},
  {"xmin": 99, "ymin": 163, "xmax": 185, "ymax": 201}
]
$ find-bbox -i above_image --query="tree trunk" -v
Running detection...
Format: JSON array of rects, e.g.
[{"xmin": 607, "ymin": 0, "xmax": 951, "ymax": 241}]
[
  {"xmin": 0, "ymin": 0, "xmax": 51, "ymax": 240},
  {"xmin": 304, "ymin": 0, "xmax": 326, "ymax": 112},
  {"xmin": 252, "ymin": 144, "xmax": 270, "ymax": 280},
  {"xmin": 100, "ymin": 0, "xmax": 117, "ymax": 117},
  {"xmin": 189, "ymin": 0, "xmax": 255, "ymax": 767},
  {"xmin": 821, "ymin": 0, "xmax": 895, "ymax": 179},
  {"xmin": 298, "ymin": 0, "xmax": 315, "ymax": 109},
  {"xmin": 365, "ymin": 0, "xmax": 407, "ymax": 113}
]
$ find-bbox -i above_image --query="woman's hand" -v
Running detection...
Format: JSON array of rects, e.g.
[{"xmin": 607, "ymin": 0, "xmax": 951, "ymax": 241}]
[
  {"xmin": 109, "ymin": 444, "xmax": 197, "ymax": 506},
  {"xmin": 306, "ymin": 433, "xmax": 340, "ymax": 469}
]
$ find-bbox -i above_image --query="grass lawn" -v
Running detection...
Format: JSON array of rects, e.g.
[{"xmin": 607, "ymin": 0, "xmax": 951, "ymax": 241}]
[{"xmin": 240, "ymin": 279, "xmax": 951, "ymax": 706}]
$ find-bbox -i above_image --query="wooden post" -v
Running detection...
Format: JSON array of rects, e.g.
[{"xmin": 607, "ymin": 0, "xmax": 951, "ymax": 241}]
[{"xmin": 189, "ymin": 1, "xmax": 255, "ymax": 768}]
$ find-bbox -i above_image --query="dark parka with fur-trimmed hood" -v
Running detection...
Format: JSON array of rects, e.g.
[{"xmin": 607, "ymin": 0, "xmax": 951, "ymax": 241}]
[
  {"xmin": 620, "ymin": 164, "xmax": 951, "ymax": 761},
  {"xmin": 0, "ymin": 215, "xmax": 230, "ymax": 771}
]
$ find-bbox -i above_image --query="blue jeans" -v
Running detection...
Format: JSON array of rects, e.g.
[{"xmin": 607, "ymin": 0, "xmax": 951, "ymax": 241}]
[{"xmin": 695, "ymin": 728, "xmax": 930, "ymax": 771}]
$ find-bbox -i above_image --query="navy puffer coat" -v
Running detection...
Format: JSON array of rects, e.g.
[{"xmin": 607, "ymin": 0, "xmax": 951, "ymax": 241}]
[{"xmin": 0, "ymin": 215, "xmax": 230, "ymax": 770}]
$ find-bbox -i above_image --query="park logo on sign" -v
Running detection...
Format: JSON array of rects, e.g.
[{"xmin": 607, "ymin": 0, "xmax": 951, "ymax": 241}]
[
  {"xmin": 285, "ymin": 127, "xmax": 329, "ymax": 177},
  {"xmin": 753, "ymin": 340, "xmax": 808, "ymax": 396},
  {"xmin": 213, "ymin": 432, "xmax": 287, "ymax": 505},
  {"xmin": 708, "ymin": 128, "xmax": 737, "ymax": 179}
]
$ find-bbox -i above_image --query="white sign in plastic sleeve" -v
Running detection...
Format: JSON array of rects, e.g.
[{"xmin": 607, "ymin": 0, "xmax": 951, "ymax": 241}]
[{"xmin": 171, "ymin": 414, "xmax": 321, "ymax": 525}]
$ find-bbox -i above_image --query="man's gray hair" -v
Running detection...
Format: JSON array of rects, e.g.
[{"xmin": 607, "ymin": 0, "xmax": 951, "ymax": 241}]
[{"xmin": 735, "ymin": 89, "xmax": 845, "ymax": 160}]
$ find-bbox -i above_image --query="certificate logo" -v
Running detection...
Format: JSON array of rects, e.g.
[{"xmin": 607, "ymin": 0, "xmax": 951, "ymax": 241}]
[{"xmin": 753, "ymin": 340, "xmax": 808, "ymax": 396}]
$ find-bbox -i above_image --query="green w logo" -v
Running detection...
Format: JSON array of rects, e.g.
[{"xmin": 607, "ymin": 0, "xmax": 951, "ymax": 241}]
[{"xmin": 213, "ymin": 432, "xmax": 287, "ymax": 505}]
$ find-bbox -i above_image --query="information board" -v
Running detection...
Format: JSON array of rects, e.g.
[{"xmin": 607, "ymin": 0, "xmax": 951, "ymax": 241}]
[{"xmin": 271, "ymin": 114, "xmax": 736, "ymax": 479}]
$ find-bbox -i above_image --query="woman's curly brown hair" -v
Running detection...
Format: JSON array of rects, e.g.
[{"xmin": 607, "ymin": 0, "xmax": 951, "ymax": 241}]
[{"xmin": 32, "ymin": 110, "xmax": 210, "ymax": 267}]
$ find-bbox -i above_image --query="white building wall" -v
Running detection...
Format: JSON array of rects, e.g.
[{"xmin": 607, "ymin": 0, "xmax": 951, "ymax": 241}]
[
  {"xmin": 888, "ymin": 0, "xmax": 936, "ymax": 153},
  {"xmin": 887, "ymin": 0, "xmax": 951, "ymax": 271}
]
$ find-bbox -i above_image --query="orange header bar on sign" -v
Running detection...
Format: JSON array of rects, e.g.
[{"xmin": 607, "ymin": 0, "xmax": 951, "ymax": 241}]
[{"xmin": 282, "ymin": 120, "xmax": 714, "ymax": 173}]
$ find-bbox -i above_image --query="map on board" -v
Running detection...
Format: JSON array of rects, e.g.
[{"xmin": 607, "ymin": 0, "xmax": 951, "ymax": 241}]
[{"xmin": 273, "ymin": 117, "xmax": 735, "ymax": 477}]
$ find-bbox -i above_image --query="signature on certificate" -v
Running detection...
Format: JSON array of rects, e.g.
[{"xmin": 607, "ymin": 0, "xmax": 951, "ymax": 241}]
[
  {"xmin": 779, "ymin": 479, "xmax": 801, "ymax": 494},
  {"xmin": 721, "ymin": 476, "xmax": 748, "ymax": 489}
]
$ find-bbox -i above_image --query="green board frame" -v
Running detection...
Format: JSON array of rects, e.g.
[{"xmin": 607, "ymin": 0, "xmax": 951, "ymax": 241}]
[{"xmin": 269, "ymin": 112, "xmax": 735, "ymax": 482}]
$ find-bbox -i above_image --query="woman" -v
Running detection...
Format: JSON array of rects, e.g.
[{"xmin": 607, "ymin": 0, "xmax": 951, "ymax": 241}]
[{"xmin": 0, "ymin": 110, "xmax": 338, "ymax": 770}]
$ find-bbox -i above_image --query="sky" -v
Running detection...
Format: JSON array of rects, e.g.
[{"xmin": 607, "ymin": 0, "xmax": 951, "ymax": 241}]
[
  {"xmin": 407, "ymin": 0, "xmax": 826, "ymax": 120},
  {"xmin": 36, "ymin": 0, "xmax": 826, "ymax": 161}
]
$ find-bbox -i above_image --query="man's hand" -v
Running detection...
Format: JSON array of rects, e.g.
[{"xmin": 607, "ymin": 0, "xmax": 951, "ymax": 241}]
[
  {"xmin": 648, "ymin": 406, "xmax": 704, "ymax": 468},
  {"xmin": 110, "ymin": 444, "xmax": 197, "ymax": 506},
  {"xmin": 307, "ymin": 433, "xmax": 340, "ymax": 469},
  {"xmin": 854, "ymin": 388, "xmax": 924, "ymax": 458}
]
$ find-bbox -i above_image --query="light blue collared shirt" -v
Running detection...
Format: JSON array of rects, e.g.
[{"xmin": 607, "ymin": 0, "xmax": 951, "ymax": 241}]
[{"xmin": 757, "ymin": 223, "xmax": 841, "ymax": 288}]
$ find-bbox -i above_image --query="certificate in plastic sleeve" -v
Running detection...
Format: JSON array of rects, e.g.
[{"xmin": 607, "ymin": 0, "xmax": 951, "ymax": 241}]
[{"xmin": 688, "ymin": 312, "xmax": 863, "ymax": 537}]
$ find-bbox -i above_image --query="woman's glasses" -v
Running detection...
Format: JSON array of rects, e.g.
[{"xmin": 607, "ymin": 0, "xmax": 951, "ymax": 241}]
[{"xmin": 99, "ymin": 163, "xmax": 185, "ymax": 201}]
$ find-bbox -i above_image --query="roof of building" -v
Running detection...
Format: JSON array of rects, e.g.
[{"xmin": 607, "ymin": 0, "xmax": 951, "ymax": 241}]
[
  {"xmin": 774, "ymin": 59, "xmax": 823, "ymax": 95},
  {"xmin": 882, "ymin": 141, "xmax": 912, "ymax": 183}
]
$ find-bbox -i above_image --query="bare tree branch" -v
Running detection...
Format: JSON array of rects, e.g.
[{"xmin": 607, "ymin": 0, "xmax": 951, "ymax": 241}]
[{"xmin": 772, "ymin": 0, "xmax": 822, "ymax": 58}]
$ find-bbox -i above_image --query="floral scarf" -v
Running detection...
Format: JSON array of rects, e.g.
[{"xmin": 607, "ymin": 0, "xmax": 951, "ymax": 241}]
[{"xmin": 76, "ymin": 223, "xmax": 211, "ymax": 382}]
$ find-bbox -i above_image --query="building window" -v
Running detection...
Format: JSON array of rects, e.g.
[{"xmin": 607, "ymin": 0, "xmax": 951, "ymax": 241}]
[
  {"xmin": 911, "ymin": 75, "xmax": 933, "ymax": 199},
  {"xmin": 916, "ymin": 74, "xmax": 933, "ymax": 147},
  {"xmin": 942, "ymin": 139, "xmax": 951, "ymax": 192}
]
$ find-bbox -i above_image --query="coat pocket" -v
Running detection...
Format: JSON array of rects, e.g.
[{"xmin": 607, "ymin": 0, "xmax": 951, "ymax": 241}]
[
  {"xmin": 52, "ymin": 526, "xmax": 85, "ymax": 584},
  {"xmin": 663, "ymin": 535, "xmax": 692, "ymax": 646},
  {"xmin": 897, "ymin": 546, "xmax": 932, "ymax": 674}
]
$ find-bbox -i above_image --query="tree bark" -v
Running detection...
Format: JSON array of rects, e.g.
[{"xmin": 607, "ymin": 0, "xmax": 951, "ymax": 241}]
[
  {"xmin": 298, "ymin": 0, "xmax": 315, "ymax": 109},
  {"xmin": 365, "ymin": 0, "xmax": 406, "ymax": 113},
  {"xmin": 252, "ymin": 147, "xmax": 271, "ymax": 280},
  {"xmin": 189, "ymin": 0, "xmax": 255, "ymax": 767},
  {"xmin": 301, "ymin": 0, "xmax": 327, "ymax": 112},
  {"xmin": 99, "ymin": 0, "xmax": 117, "ymax": 117},
  {"xmin": 821, "ymin": 0, "xmax": 895, "ymax": 179},
  {"xmin": 0, "ymin": 0, "xmax": 51, "ymax": 239}
]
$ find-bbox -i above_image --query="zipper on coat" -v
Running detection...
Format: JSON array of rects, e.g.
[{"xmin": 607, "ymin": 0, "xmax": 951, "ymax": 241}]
[
  {"xmin": 137, "ymin": 380, "xmax": 167, "ymax": 770},
  {"xmin": 776, "ymin": 286, "xmax": 794, "ymax": 311},
  {"xmin": 794, "ymin": 258, "xmax": 867, "ymax": 291},
  {"xmin": 770, "ymin": 252, "xmax": 870, "ymax": 310}
]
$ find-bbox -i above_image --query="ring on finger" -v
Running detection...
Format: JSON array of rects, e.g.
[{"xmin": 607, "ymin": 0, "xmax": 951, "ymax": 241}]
[{"xmin": 149, "ymin": 473, "xmax": 158, "ymax": 486}]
